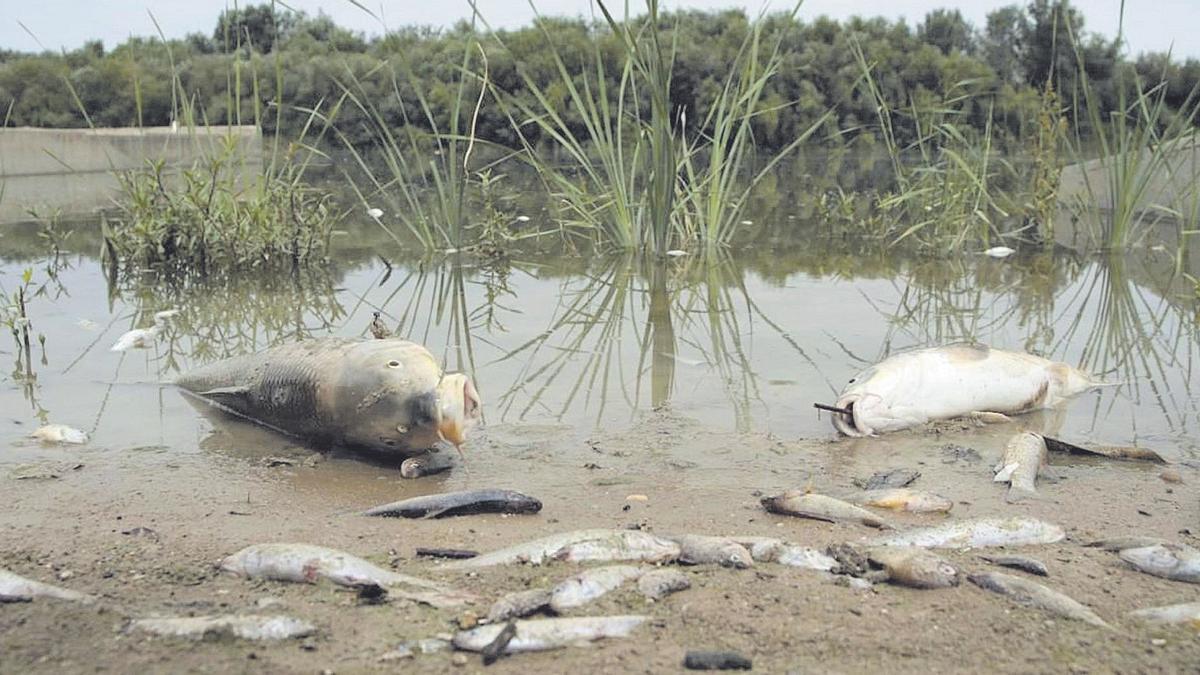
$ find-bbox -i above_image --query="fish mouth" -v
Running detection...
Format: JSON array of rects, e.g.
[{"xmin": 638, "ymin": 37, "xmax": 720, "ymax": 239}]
[
  {"xmin": 437, "ymin": 374, "xmax": 482, "ymax": 447},
  {"xmin": 830, "ymin": 396, "xmax": 864, "ymax": 437}
]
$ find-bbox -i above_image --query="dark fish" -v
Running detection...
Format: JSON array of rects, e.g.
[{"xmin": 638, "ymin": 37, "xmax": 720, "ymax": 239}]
[
  {"xmin": 1043, "ymin": 436, "xmax": 1167, "ymax": 463},
  {"xmin": 416, "ymin": 548, "xmax": 479, "ymax": 560},
  {"xmin": 853, "ymin": 468, "xmax": 921, "ymax": 490},
  {"xmin": 363, "ymin": 489, "xmax": 542, "ymax": 519},
  {"xmin": 684, "ymin": 651, "xmax": 753, "ymax": 670},
  {"xmin": 482, "ymin": 621, "xmax": 518, "ymax": 666},
  {"xmin": 981, "ymin": 554, "xmax": 1049, "ymax": 577}
]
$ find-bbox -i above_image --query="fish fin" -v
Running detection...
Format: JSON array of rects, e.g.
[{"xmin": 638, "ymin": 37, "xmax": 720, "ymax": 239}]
[
  {"xmin": 195, "ymin": 385, "xmax": 251, "ymax": 403},
  {"xmin": 422, "ymin": 508, "xmax": 452, "ymax": 519},
  {"xmin": 993, "ymin": 463, "xmax": 1018, "ymax": 482},
  {"xmin": 970, "ymin": 411, "xmax": 1013, "ymax": 425}
]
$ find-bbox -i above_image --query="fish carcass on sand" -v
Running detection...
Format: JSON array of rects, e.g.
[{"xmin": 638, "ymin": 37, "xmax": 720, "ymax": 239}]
[
  {"xmin": 729, "ymin": 536, "xmax": 838, "ymax": 571},
  {"xmin": 362, "ymin": 489, "xmax": 542, "ymax": 519},
  {"xmin": 175, "ymin": 338, "xmax": 481, "ymax": 455},
  {"xmin": 549, "ymin": 565, "xmax": 644, "ymax": 612},
  {"xmin": 867, "ymin": 548, "xmax": 960, "ymax": 589},
  {"xmin": 869, "ymin": 516, "xmax": 1065, "ymax": 549},
  {"xmin": 761, "ymin": 491, "xmax": 895, "ymax": 529},
  {"xmin": 993, "ymin": 431, "xmax": 1048, "ymax": 503},
  {"xmin": 0, "ymin": 568, "xmax": 94, "ymax": 603},
  {"xmin": 453, "ymin": 616, "xmax": 647, "ymax": 654},
  {"xmin": 968, "ymin": 571, "xmax": 1110, "ymax": 628},
  {"xmin": 220, "ymin": 543, "xmax": 475, "ymax": 607},
  {"xmin": 1127, "ymin": 602, "xmax": 1200, "ymax": 627},
  {"xmin": 1119, "ymin": 544, "xmax": 1200, "ymax": 584},
  {"xmin": 130, "ymin": 615, "xmax": 316, "ymax": 641},
  {"xmin": 853, "ymin": 488, "xmax": 954, "ymax": 513},
  {"xmin": 662, "ymin": 534, "xmax": 754, "ymax": 568},
  {"xmin": 29, "ymin": 424, "xmax": 89, "ymax": 445},
  {"xmin": 637, "ymin": 569, "xmax": 691, "ymax": 601},
  {"xmin": 443, "ymin": 530, "xmax": 680, "ymax": 570},
  {"xmin": 487, "ymin": 588, "xmax": 554, "ymax": 622},
  {"xmin": 829, "ymin": 344, "xmax": 1107, "ymax": 436}
]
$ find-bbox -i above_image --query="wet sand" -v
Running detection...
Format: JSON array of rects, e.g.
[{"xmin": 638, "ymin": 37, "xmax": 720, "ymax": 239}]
[{"xmin": 3, "ymin": 409, "xmax": 1198, "ymax": 673}]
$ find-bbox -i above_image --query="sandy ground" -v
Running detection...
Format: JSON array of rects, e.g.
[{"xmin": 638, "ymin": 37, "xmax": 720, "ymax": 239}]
[{"xmin": 2, "ymin": 409, "xmax": 1198, "ymax": 674}]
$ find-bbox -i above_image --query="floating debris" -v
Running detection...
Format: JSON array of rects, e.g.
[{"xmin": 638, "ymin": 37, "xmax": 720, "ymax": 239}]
[
  {"xmin": 637, "ymin": 569, "xmax": 691, "ymax": 601},
  {"xmin": 1119, "ymin": 544, "xmax": 1200, "ymax": 584},
  {"xmin": 452, "ymin": 616, "xmax": 647, "ymax": 654},
  {"xmin": 983, "ymin": 246, "xmax": 1016, "ymax": 258},
  {"xmin": 968, "ymin": 571, "xmax": 1110, "ymax": 628},
  {"xmin": 684, "ymin": 650, "xmax": 753, "ymax": 670},
  {"xmin": 29, "ymin": 424, "xmax": 88, "ymax": 444},
  {"xmin": 444, "ymin": 530, "xmax": 680, "ymax": 569},
  {"xmin": 0, "ymin": 568, "xmax": 94, "ymax": 603},
  {"xmin": 130, "ymin": 614, "xmax": 315, "ymax": 641},
  {"xmin": 853, "ymin": 488, "xmax": 953, "ymax": 513},
  {"xmin": 761, "ymin": 490, "xmax": 894, "ymax": 529},
  {"xmin": 980, "ymin": 554, "xmax": 1049, "ymax": 577},
  {"xmin": 665, "ymin": 249, "xmax": 689, "ymax": 257},
  {"xmin": 869, "ymin": 516, "xmax": 1065, "ymax": 549},
  {"xmin": 549, "ymin": 565, "xmax": 643, "ymax": 612},
  {"xmin": 993, "ymin": 431, "xmax": 1048, "ymax": 503},
  {"xmin": 367, "ymin": 207, "xmax": 384, "ymax": 219},
  {"xmin": 363, "ymin": 489, "xmax": 542, "ymax": 519}
]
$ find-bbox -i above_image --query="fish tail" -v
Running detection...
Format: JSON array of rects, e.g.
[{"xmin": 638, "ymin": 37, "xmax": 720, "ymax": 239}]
[{"xmin": 1005, "ymin": 485, "xmax": 1039, "ymax": 504}]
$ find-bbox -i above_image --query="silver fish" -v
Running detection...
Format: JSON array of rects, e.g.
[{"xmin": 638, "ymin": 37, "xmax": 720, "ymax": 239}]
[
  {"xmin": 549, "ymin": 565, "xmax": 643, "ymax": 612},
  {"xmin": 552, "ymin": 532, "xmax": 681, "ymax": 564},
  {"xmin": 220, "ymin": 543, "xmax": 474, "ymax": 607},
  {"xmin": 130, "ymin": 615, "xmax": 315, "ymax": 641},
  {"xmin": 176, "ymin": 338, "xmax": 481, "ymax": 455},
  {"xmin": 762, "ymin": 491, "xmax": 895, "ymax": 529},
  {"xmin": 443, "ymin": 530, "xmax": 680, "ymax": 570},
  {"xmin": 637, "ymin": 569, "xmax": 691, "ymax": 601},
  {"xmin": 968, "ymin": 571, "xmax": 1110, "ymax": 628},
  {"xmin": 487, "ymin": 588, "xmax": 553, "ymax": 623},
  {"xmin": 0, "ymin": 568, "xmax": 94, "ymax": 603},
  {"xmin": 853, "ymin": 488, "xmax": 954, "ymax": 513},
  {"xmin": 869, "ymin": 516, "xmax": 1065, "ymax": 549},
  {"xmin": 868, "ymin": 548, "xmax": 960, "ymax": 589},
  {"xmin": 1119, "ymin": 544, "xmax": 1200, "ymax": 584},
  {"xmin": 362, "ymin": 489, "xmax": 542, "ymax": 519},
  {"xmin": 663, "ymin": 534, "xmax": 753, "ymax": 569},
  {"xmin": 728, "ymin": 536, "xmax": 837, "ymax": 571},
  {"xmin": 1127, "ymin": 602, "xmax": 1200, "ymax": 627},
  {"xmin": 452, "ymin": 616, "xmax": 647, "ymax": 653},
  {"xmin": 993, "ymin": 432, "xmax": 1047, "ymax": 502}
]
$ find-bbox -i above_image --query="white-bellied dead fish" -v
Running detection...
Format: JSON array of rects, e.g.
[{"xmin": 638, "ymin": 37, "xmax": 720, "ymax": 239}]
[
  {"xmin": 662, "ymin": 534, "xmax": 753, "ymax": 569},
  {"xmin": 980, "ymin": 554, "xmax": 1049, "ymax": 576},
  {"xmin": 487, "ymin": 588, "xmax": 554, "ymax": 623},
  {"xmin": 728, "ymin": 536, "xmax": 837, "ymax": 571},
  {"xmin": 549, "ymin": 565, "xmax": 644, "ymax": 612},
  {"xmin": 869, "ymin": 516, "xmax": 1065, "ymax": 549},
  {"xmin": 29, "ymin": 424, "xmax": 88, "ymax": 445},
  {"xmin": 0, "ymin": 568, "xmax": 94, "ymax": 603},
  {"xmin": 968, "ymin": 571, "xmax": 1110, "ymax": 628},
  {"xmin": 362, "ymin": 489, "xmax": 542, "ymax": 519},
  {"xmin": 762, "ymin": 491, "xmax": 895, "ymax": 529},
  {"xmin": 1083, "ymin": 535, "xmax": 1170, "ymax": 552},
  {"xmin": 442, "ymin": 530, "xmax": 680, "ymax": 570},
  {"xmin": 129, "ymin": 615, "xmax": 315, "ymax": 641},
  {"xmin": 452, "ymin": 616, "xmax": 647, "ymax": 654},
  {"xmin": 110, "ymin": 327, "xmax": 158, "ymax": 352},
  {"xmin": 220, "ymin": 543, "xmax": 475, "ymax": 607},
  {"xmin": 852, "ymin": 488, "xmax": 953, "ymax": 513},
  {"xmin": 1127, "ymin": 602, "xmax": 1200, "ymax": 627},
  {"xmin": 637, "ymin": 569, "xmax": 691, "ymax": 600},
  {"xmin": 867, "ymin": 548, "xmax": 960, "ymax": 589},
  {"xmin": 1119, "ymin": 544, "xmax": 1200, "ymax": 584},
  {"xmin": 1042, "ymin": 436, "xmax": 1167, "ymax": 463},
  {"xmin": 828, "ymin": 345, "xmax": 1108, "ymax": 436},
  {"xmin": 993, "ymin": 432, "xmax": 1048, "ymax": 503},
  {"xmin": 175, "ymin": 338, "xmax": 481, "ymax": 456}
]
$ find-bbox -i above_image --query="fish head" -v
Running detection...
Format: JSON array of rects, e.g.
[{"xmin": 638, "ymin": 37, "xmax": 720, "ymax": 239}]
[
  {"xmin": 720, "ymin": 544, "xmax": 754, "ymax": 569},
  {"xmin": 831, "ymin": 391, "xmax": 886, "ymax": 437},
  {"xmin": 436, "ymin": 373, "xmax": 482, "ymax": 448}
]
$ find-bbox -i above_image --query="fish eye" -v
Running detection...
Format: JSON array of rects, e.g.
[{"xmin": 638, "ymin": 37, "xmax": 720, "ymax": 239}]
[{"xmin": 387, "ymin": 360, "xmax": 401, "ymax": 368}]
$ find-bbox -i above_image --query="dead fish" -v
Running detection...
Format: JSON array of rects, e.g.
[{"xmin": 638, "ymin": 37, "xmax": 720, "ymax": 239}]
[
  {"xmin": 728, "ymin": 536, "xmax": 837, "ymax": 571},
  {"xmin": 1083, "ymin": 535, "xmax": 1170, "ymax": 552},
  {"xmin": 487, "ymin": 588, "xmax": 554, "ymax": 623},
  {"xmin": 29, "ymin": 424, "xmax": 88, "ymax": 445},
  {"xmin": 400, "ymin": 451, "xmax": 455, "ymax": 479},
  {"xmin": 553, "ymin": 531, "xmax": 681, "ymax": 564},
  {"xmin": 110, "ymin": 327, "xmax": 158, "ymax": 352},
  {"xmin": 362, "ymin": 489, "xmax": 542, "ymax": 519},
  {"xmin": 175, "ymin": 338, "xmax": 481, "ymax": 455},
  {"xmin": 853, "ymin": 488, "xmax": 953, "ymax": 513},
  {"xmin": 980, "ymin": 554, "xmax": 1049, "ymax": 577},
  {"xmin": 762, "ymin": 490, "xmax": 895, "ymax": 529},
  {"xmin": 867, "ymin": 547, "xmax": 960, "ymax": 589},
  {"xmin": 220, "ymin": 543, "xmax": 474, "ymax": 607},
  {"xmin": 968, "ymin": 571, "xmax": 1110, "ymax": 628},
  {"xmin": 1119, "ymin": 544, "xmax": 1200, "ymax": 584},
  {"xmin": 852, "ymin": 468, "xmax": 920, "ymax": 490},
  {"xmin": 993, "ymin": 431, "xmax": 1048, "ymax": 503},
  {"xmin": 830, "ymin": 345, "xmax": 1108, "ymax": 436},
  {"xmin": 663, "ymin": 534, "xmax": 753, "ymax": 569},
  {"xmin": 684, "ymin": 651, "xmax": 753, "ymax": 670},
  {"xmin": 637, "ymin": 569, "xmax": 691, "ymax": 601},
  {"xmin": 1042, "ymin": 436, "xmax": 1167, "ymax": 463},
  {"xmin": 130, "ymin": 614, "xmax": 315, "ymax": 641},
  {"xmin": 0, "ymin": 568, "xmax": 94, "ymax": 603},
  {"xmin": 1127, "ymin": 602, "xmax": 1200, "ymax": 627},
  {"xmin": 452, "ymin": 616, "xmax": 647, "ymax": 654},
  {"xmin": 549, "ymin": 565, "xmax": 643, "ymax": 612},
  {"xmin": 481, "ymin": 620, "xmax": 518, "ymax": 665},
  {"xmin": 443, "ymin": 530, "xmax": 680, "ymax": 570},
  {"xmin": 869, "ymin": 516, "xmax": 1065, "ymax": 549}
]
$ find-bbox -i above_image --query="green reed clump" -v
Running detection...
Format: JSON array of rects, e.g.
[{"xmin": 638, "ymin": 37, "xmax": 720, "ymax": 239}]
[{"xmin": 1027, "ymin": 80, "xmax": 1068, "ymax": 240}]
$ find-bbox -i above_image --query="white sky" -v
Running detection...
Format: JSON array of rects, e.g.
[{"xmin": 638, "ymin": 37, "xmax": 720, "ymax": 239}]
[{"xmin": 4, "ymin": 1, "xmax": 1197, "ymax": 60}]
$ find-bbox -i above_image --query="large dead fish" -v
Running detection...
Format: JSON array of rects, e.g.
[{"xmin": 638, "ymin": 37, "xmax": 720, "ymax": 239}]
[
  {"xmin": 129, "ymin": 614, "xmax": 316, "ymax": 641},
  {"xmin": 1119, "ymin": 544, "xmax": 1200, "ymax": 584},
  {"xmin": 452, "ymin": 616, "xmax": 647, "ymax": 654},
  {"xmin": 762, "ymin": 490, "xmax": 895, "ymax": 529},
  {"xmin": 868, "ymin": 516, "xmax": 1065, "ymax": 549},
  {"xmin": 0, "ymin": 568, "xmax": 94, "ymax": 603},
  {"xmin": 828, "ymin": 345, "xmax": 1107, "ymax": 436},
  {"xmin": 968, "ymin": 571, "xmax": 1110, "ymax": 628},
  {"xmin": 175, "ymin": 337, "xmax": 481, "ymax": 455}
]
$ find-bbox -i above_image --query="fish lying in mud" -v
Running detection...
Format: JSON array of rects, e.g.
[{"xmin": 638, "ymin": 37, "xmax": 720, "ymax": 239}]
[
  {"xmin": 362, "ymin": 489, "xmax": 542, "ymax": 519},
  {"xmin": 442, "ymin": 530, "xmax": 680, "ymax": 570},
  {"xmin": 968, "ymin": 571, "xmax": 1110, "ymax": 628},
  {"xmin": 730, "ymin": 536, "xmax": 838, "ymax": 571},
  {"xmin": 762, "ymin": 491, "xmax": 895, "ymax": 529},
  {"xmin": 29, "ymin": 424, "xmax": 89, "ymax": 445},
  {"xmin": 1042, "ymin": 436, "xmax": 1168, "ymax": 463},
  {"xmin": 220, "ymin": 543, "xmax": 474, "ymax": 607},
  {"xmin": 980, "ymin": 554, "xmax": 1049, "ymax": 577},
  {"xmin": 488, "ymin": 588, "xmax": 555, "ymax": 622},
  {"xmin": 550, "ymin": 565, "xmax": 644, "ymax": 612},
  {"xmin": 852, "ymin": 468, "xmax": 921, "ymax": 490},
  {"xmin": 453, "ymin": 616, "xmax": 647, "ymax": 654},
  {"xmin": 867, "ymin": 548, "xmax": 960, "ymax": 589},
  {"xmin": 827, "ymin": 344, "xmax": 1107, "ymax": 436},
  {"xmin": 0, "ymin": 568, "xmax": 94, "ymax": 603},
  {"xmin": 663, "ymin": 534, "xmax": 754, "ymax": 569},
  {"xmin": 1083, "ymin": 535, "xmax": 1170, "ymax": 552},
  {"xmin": 993, "ymin": 432, "xmax": 1048, "ymax": 503},
  {"xmin": 130, "ymin": 615, "xmax": 316, "ymax": 641},
  {"xmin": 637, "ymin": 569, "xmax": 691, "ymax": 601},
  {"xmin": 1128, "ymin": 602, "xmax": 1200, "ymax": 627},
  {"xmin": 852, "ymin": 488, "xmax": 954, "ymax": 513},
  {"xmin": 1119, "ymin": 544, "xmax": 1200, "ymax": 584},
  {"xmin": 869, "ymin": 516, "xmax": 1065, "ymax": 549},
  {"xmin": 175, "ymin": 338, "xmax": 481, "ymax": 456}
]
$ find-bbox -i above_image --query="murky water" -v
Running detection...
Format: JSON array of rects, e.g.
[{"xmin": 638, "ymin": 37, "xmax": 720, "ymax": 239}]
[{"xmin": 3, "ymin": 222, "xmax": 1198, "ymax": 471}]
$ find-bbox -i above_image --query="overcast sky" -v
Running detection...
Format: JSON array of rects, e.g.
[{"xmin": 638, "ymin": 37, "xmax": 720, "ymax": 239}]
[{"xmin": 4, "ymin": 1, "xmax": 1197, "ymax": 60}]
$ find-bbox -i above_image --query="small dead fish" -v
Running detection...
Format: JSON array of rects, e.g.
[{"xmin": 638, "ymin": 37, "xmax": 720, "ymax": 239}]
[
  {"xmin": 549, "ymin": 565, "xmax": 643, "ymax": 612},
  {"xmin": 487, "ymin": 588, "xmax": 553, "ymax": 623},
  {"xmin": 111, "ymin": 327, "xmax": 158, "ymax": 352},
  {"xmin": 1127, "ymin": 602, "xmax": 1200, "ymax": 627},
  {"xmin": 980, "ymin": 554, "xmax": 1049, "ymax": 577},
  {"xmin": 1083, "ymin": 535, "xmax": 1170, "ymax": 552},
  {"xmin": 129, "ymin": 614, "xmax": 315, "ymax": 641},
  {"xmin": 852, "ymin": 468, "xmax": 921, "ymax": 490},
  {"xmin": 452, "ymin": 616, "xmax": 647, "ymax": 654},
  {"xmin": 0, "ymin": 568, "xmax": 94, "ymax": 603},
  {"xmin": 968, "ymin": 571, "xmax": 1110, "ymax": 628},
  {"xmin": 29, "ymin": 424, "xmax": 88, "ymax": 445},
  {"xmin": 400, "ymin": 452, "xmax": 455, "ymax": 479},
  {"xmin": 993, "ymin": 432, "xmax": 1048, "ymax": 502},
  {"xmin": 869, "ymin": 516, "xmax": 1065, "ymax": 549},
  {"xmin": 868, "ymin": 547, "xmax": 960, "ymax": 589},
  {"xmin": 853, "ymin": 488, "xmax": 953, "ymax": 513},
  {"xmin": 762, "ymin": 490, "xmax": 895, "ymax": 529},
  {"xmin": 683, "ymin": 651, "xmax": 753, "ymax": 670},
  {"xmin": 416, "ymin": 548, "xmax": 478, "ymax": 560},
  {"xmin": 1043, "ymin": 436, "xmax": 1167, "ymax": 463},
  {"xmin": 362, "ymin": 489, "xmax": 542, "ymax": 519},
  {"xmin": 637, "ymin": 569, "xmax": 690, "ymax": 601},
  {"xmin": 663, "ymin": 534, "xmax": 753, "ymax": 569},
  {"xmin": 1119, "ymin": 544, "xmax": 1200, "ymax": 584},
  {"xmin": 220, "ymin": 543, "xmax": 474, "ymax": 607},
  {"xmin": 444, "ymin": 530, "xmax": 680, "ymax": 569}
]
